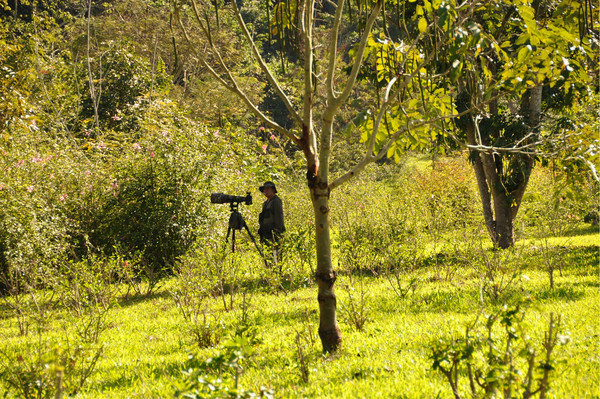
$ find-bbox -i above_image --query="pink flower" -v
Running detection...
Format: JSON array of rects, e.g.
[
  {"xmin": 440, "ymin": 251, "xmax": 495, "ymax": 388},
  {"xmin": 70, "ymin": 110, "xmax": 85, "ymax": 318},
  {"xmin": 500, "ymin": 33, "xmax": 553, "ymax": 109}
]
[
  {"xmin": 0, "ymin": 183, "xmax": 5, "ymax": 190},
  {"xmin": 85, "ymin": 170, "xmax": 91, "ymax": 176},
  {"xmin": 60, "ymin": 194, "xmax": 67, "ymax": 201},
  {"xmin": 112, "ymin": 114, "xmax": 121, "ymax": 121},
  {"xmin": 49, "ymin": 174, "xmax": 54, "ymax": 179},
  {"xmin": 270, "ymin": 134, "xmax": 277, "ymax": 141},
  {"xmin": 150, "ymin": 152, "xmax": 156, "ymax": 158},
  {"xmin": 259, "ymin": 126, "xmax": 265, "ymax": 132},
  {"xmin": 84, "ymin": 131, "xmax": 91, "ymax": 137},
  {"xmin": 111, "ymin": 180, "xmax": 118, "ymax": 189},
  {"xmin": 133, "ymin": 143, "xmax": 142, "ymax": 151},
  {"xmin": 162, "ymin": 131, "xmax": 169, "ymax": 137},
  {"xmin": 27, "ymin": 186, "xmax": 34, "ymax": 193},
  {"xmin": 261, "ymin": 145, "xmax": 267, "ymax": 152}
]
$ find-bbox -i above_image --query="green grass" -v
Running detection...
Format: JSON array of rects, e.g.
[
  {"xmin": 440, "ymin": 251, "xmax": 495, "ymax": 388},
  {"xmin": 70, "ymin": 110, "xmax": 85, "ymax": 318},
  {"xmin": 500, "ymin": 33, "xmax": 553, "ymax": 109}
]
[{"xmin": 1, "ymin": 233, "xmax": 598, "ymax": 398}]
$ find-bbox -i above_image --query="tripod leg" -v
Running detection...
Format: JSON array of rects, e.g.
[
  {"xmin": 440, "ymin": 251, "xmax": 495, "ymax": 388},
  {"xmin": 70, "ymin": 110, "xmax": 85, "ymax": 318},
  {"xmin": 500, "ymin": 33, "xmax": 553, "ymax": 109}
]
[
  {"xmin": 243, "ymin": 223, "xmax": 268, "ymax": 267},
  {"xmin": 231, "ymin": 229, "xmax": 236, "ymax": 252}
]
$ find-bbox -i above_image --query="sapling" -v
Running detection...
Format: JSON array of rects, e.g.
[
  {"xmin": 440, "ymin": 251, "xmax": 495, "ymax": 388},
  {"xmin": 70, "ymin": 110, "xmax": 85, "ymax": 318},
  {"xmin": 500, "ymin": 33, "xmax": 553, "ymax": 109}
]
[
  {"xmin": 339, "ymin": 273, "xmax": 370, "ymax": 332},
  {"xmin": 171, "ymin": 255, "xmax": 226, "ymax": 348},
  {"xmin": 475, "ymin": 243, "xmax": 522, "ymax": 305},
  {"xmin": 431, "ymin": 306, "xmax": 569, "ymax": 399}
]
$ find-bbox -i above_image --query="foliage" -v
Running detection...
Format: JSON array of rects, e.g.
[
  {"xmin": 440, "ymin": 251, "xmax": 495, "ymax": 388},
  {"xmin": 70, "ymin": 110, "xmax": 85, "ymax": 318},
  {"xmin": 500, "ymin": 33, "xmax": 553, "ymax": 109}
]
[
  {"xmin": 0, "ymin": 336, "xmax": 103, "ymax": 398},
  {"xmin": 431, "ymin": 306, "xmax": 569, "ymax": 399},
  {"xmin": 175, "ymin": 332, "xmax": 274, "ymax": 399}
]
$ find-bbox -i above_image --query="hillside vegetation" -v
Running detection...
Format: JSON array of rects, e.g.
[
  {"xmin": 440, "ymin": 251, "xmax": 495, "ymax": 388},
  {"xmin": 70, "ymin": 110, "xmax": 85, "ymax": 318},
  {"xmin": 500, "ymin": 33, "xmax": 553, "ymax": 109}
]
[{"xmin": 0, "ymin": 0, "xmax": 598, "ymax": 397}]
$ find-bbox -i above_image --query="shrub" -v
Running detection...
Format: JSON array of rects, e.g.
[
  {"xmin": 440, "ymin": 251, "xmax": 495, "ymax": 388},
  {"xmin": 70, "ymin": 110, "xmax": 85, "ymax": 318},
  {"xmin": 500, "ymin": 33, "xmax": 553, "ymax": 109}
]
[
  {"xmin": 431, "ymin": 306, "xmax": 569, "ymax": 399},
  {"xmin": 411, "ymin": 157, "xmax": 479, "ymax": 231}
]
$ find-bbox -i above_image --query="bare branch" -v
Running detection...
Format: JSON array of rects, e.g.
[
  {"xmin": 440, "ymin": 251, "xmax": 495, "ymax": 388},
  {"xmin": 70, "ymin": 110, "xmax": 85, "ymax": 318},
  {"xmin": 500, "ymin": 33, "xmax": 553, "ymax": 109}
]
[
  {"xmin": 173, "ymin": 1, "xmax": 298, "ymax": 143},
  {"xmin": 333, "ymin": 0, "xmax": 382, "ymax": 108},
  {"xmin": 326, "ymin": 0, "xmax": 346, "ymax": 101},
  {"xmin": 231, "ymin": 0, "xmax": 303, "ymax": 128}
]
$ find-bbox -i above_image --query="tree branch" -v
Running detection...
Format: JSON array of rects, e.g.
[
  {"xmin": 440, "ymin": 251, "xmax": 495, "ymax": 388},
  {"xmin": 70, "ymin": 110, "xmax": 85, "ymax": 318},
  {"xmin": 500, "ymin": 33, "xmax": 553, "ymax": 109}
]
[
  {"xmin": 326, "ymin": 0, "xmax": 346, "ymax": 102},
  {"xmin": 332, "ymin": 0, "xmax": 382, "ymax": 108},
  {"xmin": 231, "ymin": 0, "xmax": 303, "ymax": 128},
  {"xmin": 173, "ymin": 1, "xmax": 298, "ymax": 143}
]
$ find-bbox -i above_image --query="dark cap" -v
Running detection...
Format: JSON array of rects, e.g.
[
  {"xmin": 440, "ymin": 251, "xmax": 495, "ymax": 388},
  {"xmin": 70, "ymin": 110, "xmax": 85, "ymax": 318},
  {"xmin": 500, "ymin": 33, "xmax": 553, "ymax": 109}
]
[{"xmin": 259, "ymin": 181, "xmax": 277, "ymax": 193}]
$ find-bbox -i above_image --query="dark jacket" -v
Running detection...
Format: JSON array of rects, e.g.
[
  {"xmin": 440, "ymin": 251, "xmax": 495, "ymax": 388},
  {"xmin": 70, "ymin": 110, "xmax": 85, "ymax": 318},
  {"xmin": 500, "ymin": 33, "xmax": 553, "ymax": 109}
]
[{"xmin": 258, "ymin": 195, "xmax": 285, "ymax": 241}]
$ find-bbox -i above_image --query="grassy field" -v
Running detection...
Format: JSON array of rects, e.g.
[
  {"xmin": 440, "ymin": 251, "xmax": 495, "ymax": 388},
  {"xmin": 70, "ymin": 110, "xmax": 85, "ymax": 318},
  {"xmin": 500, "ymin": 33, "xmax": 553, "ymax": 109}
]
[{"xmin": 1, "ymin": 231, "xmax": 597, "ymax": 398}]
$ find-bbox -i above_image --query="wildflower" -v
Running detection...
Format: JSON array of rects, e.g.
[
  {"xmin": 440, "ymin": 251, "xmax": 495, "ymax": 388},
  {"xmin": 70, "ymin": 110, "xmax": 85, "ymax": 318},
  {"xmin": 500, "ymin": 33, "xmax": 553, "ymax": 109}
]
[
  {"xmin": 162, "ymin": 131, "xmax": 169, "ymax": 137},
  {"xmin": 259, "ymin": 126, "xmax": 265, "ymax": 132},
  {"xmin": 27, "ymin": 186, "xmax": 34, "ymax": 193},
  {"xmin": 85, "ymin": 170, "xmax": 91, "ymax": 176},
  {"xmin": 150, "ymin": 152, "xmax": 156, "ymax": 158},
  {"xmin": 60, "ymin": 194, "xmax": 67, "ymax": 201},
  {"xmin": 0, "ymin": 183, "xmax": 5, "ymax": 190},
  {"xmin": 262, "ymin": 144, "xmax": 267, "ymax": 152},
  {"xmin": 133, "ymin": 143, "xmax": 142, "ymax": 151},
  {"xmin": 270, "ymin": 134, "xmax": 277, "ymax": 141},
  {"xmin": 112, "ymin": 114, "xmax": 121, "ymax": 121}
]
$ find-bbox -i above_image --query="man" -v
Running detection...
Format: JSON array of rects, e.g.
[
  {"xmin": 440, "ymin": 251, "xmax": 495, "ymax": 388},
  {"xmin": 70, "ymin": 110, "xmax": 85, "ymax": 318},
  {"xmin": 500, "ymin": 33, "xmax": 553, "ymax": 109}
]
[{"xmin": 258, "ymin": 181, "xmax": 285, "ymax": 269}]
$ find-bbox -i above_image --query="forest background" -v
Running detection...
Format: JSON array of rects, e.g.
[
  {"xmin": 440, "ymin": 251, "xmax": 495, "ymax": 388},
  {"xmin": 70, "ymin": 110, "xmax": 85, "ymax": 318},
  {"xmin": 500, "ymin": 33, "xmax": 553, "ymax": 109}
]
[{"xmin": 0, "ymin": 0, "xmax": 598, "ymax": 397}]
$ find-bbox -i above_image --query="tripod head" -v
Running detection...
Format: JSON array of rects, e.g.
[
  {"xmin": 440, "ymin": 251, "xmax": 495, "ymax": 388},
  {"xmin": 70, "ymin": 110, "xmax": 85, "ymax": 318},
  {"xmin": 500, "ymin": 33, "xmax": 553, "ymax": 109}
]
[{"xmin": 228, "ymin": 202, "xmax": 246, "ymax": 230}]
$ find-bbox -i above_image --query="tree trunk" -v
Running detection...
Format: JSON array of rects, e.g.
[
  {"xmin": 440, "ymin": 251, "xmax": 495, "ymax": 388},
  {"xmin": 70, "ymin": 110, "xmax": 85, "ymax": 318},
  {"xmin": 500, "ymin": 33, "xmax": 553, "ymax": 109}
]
[
  {"xmin": 467, "ymin": 86, "xmax": 541, "ymax": 249},
  {"xmin": 310, "ymin": 176, "xmax": 341, "ymax": 353}
]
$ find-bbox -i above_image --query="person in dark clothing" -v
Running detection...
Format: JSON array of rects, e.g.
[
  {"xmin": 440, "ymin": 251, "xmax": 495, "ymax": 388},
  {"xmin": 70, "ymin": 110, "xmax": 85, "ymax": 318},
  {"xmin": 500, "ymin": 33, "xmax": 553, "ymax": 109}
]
[{"xmin": 258, "ymin": 181, "xmax": 285, "ymax": 268}]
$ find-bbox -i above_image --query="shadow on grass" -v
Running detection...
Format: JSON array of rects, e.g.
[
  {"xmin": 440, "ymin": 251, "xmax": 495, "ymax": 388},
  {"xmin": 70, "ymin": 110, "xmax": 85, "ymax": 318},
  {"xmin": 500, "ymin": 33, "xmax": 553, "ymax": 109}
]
[
  {"xmin": 117, "ymin": 289, "xmax": 173, "ymax": 308},
  {"xmin": 529, "ymin": 285, "xmax": 586, "ymax": 302},
  {"xmin": 92, "ymin": 358, "xmax": 185, "ymax": 394},
  {"xmin": 560, "ymin": 224, "xmax": 599, "ymax": 237},
  {"xmin": 561, "ymin": 246, "xmax": 599, "ymax": 276}
]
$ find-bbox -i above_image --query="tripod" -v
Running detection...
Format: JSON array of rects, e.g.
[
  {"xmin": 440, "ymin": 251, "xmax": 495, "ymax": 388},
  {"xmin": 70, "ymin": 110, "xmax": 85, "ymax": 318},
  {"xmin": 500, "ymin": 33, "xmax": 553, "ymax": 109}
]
[{"xmin": 225, "ymin": 202, "xmax": 267, "ymax": 265}]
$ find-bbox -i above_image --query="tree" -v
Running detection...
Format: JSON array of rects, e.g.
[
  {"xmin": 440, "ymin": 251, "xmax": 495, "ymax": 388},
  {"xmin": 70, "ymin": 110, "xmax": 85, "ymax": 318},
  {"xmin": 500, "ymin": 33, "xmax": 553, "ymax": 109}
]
[
  {"xmin": 447, "ymin": 0, "xmax": 596, "ymax": 248},
  {"xmin": 172, "ymin": 0, "xmax": 501, "ymax": 352},
  {"xmin": 172, "ymin": 0, "xmax": 597, "ymax": 350}
]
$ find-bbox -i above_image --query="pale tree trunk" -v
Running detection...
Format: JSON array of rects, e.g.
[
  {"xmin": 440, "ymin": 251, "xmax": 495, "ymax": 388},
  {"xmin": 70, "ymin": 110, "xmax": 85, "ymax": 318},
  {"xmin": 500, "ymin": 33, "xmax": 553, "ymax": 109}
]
[{"xmin": 310, "ymin": 177, "xmax": 341, "ymax": 351}]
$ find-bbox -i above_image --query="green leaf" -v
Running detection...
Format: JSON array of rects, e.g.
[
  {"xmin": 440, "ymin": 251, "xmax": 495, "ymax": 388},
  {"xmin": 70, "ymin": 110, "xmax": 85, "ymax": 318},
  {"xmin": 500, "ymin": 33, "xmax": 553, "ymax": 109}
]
[
  {"xmin": 517, "ymin": 46, "xmax": 531, "ymax": 63},
  {"xmin": 418, "ymin": 18, "xmax": 428, "ymax": 33}
]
